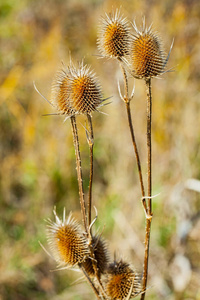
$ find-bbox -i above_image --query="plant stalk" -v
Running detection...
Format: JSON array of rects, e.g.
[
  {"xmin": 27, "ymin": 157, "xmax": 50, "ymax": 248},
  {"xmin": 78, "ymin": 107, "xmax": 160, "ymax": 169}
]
[
  {"xmin": 79, "ymin": 264, "xmax": 102, "ymax": 299},
  {"xmin": 119, "ymin": 61, "xmax": 147, "ymax": 212},
  {"xmin": 70, "ymin": 115, "xmax": 88, "ymax": 234},
  {"xmin": 140, "ymin": 78, "xmax": 153, "ymax": 300},
  {"xmin": 125, "ymin": 101, "xmax": 147, "ymax": 211},
  {"xmin": 86, "ymin": 113, "xmax": 94, "ymax": 228},
  {"xmin": 146, "ymin": 78, "xmax": 152, "ymax": 215},
  {"xmin": 86, "ymin": 116, "xmax": 107, "ymax": 298}
]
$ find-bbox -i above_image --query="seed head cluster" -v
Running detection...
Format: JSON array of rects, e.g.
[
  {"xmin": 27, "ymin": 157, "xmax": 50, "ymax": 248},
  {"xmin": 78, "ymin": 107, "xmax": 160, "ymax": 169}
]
[
  {"xmin": 97, "ymin": 9, "xmax": 130, "ymax": 59},
  {"xmin": 68, "ymin": 64, "xmax": 103, "ymax": 114},
  {"xmin": 46, "ymin": 209, "xmax": 89, "ymax": 267},
  {"xmin": 130, "ymin": 23, "xmax": 166, "ymax": 79},
  {"xmin": 105, "ymin": 260, "xmax": 141, "ymax": 299},
  {"xmin": 51, "ymin": 69, "xmax": 75, "ymax": 116},
  {"xmin": 51, "ymin": 63, "xmax": 103, "ymax": 116},
  {"xmin": 97, "ymin": 12, "xmax": 170, "ymax": 79},
  {"xmin": 82, "ymin": 235, "xmax": 109, "ymax": 277}
]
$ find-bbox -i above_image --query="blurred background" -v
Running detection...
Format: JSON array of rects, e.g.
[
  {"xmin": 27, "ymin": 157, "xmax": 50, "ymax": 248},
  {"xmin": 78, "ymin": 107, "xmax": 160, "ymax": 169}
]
[{"xmin": 0, "ymin": 0, "xmax": 200, "ymax": 299}]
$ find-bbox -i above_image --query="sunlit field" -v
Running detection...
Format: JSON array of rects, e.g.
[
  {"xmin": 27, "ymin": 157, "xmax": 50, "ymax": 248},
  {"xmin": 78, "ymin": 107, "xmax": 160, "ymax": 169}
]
[{"xmin": 0, "ymin": 0, "xmax": 200, "ymax": 299}]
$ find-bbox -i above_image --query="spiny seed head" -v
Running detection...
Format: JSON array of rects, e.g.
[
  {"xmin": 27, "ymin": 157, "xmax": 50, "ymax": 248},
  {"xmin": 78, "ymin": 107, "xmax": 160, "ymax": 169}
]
[
  {"xmin": 51, "ymin": 69, "xmax": 76, "ymax": 116},
  {"xmin": 130, "ymin": 21, "xmax": 167, "ymax": 79},
  {"xmin": 46, "ymin": 208, "xmax": 89, "ymax": 267},
  {"xmin": 82, "ymin": 235, "xmax": 109, "ymax": 277},
  {"xmin": 68, "ymin": 63, "xmax": 103, "ymax": 114},
  {"xmin": 97, "ymin": 9, "xmax": 131, "ymax": 59},
  {"xmin": 105, "ymin": 259, "xmax": 142, "ymax": 299}
]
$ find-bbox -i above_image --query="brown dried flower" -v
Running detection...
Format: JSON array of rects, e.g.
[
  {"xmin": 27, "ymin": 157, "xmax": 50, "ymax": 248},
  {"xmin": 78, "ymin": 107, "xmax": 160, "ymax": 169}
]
[
  {"xmin": 67, "ymin": 63, "xmax": 103, "ymax": 114},
  {"xmin": 46, "ymin": 208, "xmax": 89, "ymax": 267},
  {"xmin": 105, "ymin": 259, "xmax": 141, "ymax": 299},
  {"xmin": 51, "ymin": 62, "xmax": 103, "ymax": 116},
  {"xmin": 130, "ymin": 21, "xmax": 168, "ymax": 79},
  {"xmin": 97, "ymin": 9, "xmax": 131, "ymax": 59},
  {"xmin": 82, "ymin": 235, "xmax": 109, "ymax": 277},
  {"xmin": 51, "ymin": 69, "xmax": 75, "ymax": 116}
]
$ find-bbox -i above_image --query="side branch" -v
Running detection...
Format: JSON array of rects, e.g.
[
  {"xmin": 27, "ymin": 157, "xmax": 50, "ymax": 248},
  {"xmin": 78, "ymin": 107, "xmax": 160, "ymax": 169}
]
[
  {"xmin": 125, "ymin": 101, "xmax": 147, "ymax": 211},
  {"xmin": 118, "ymin": 61, "xmax": 147, "ymax": 212},
  {"xmin": 79, "ymin": 264, "xmax": 102, "ymax": 299},
  {"xmin": 70, "ymin": 115, "xmax": 88, "ymax": 234}
]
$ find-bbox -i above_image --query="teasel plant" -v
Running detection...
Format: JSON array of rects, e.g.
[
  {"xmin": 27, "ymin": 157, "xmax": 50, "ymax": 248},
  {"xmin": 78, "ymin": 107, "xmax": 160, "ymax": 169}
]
[
  {"xmin": 97, "ymin": 9, "xmax": 147, "ymax": 212},
  {"xmin": 97, "ymin": 9, "xmax": 173, "ymax": 299},
  {"xmin": 34, "ymin": 8, "xmax": 173, "ymax": 299},
  {"xmin": 129, "ymin": 19, "xmax": 173, "ymax": 300},
  {"xmin": 45, "ymin": 207, "xmax": 101, "ymax": 298},
  {"xmin": 51, "ymin": 61, "xmax": 113, "ymax": 296},
  {"xmin": 104, "ymin": 259, "xmax": 142, "ymax": 299},
  {"xmin": 35, "ymin": 60, "xmax": 112, "ymax": 298}
]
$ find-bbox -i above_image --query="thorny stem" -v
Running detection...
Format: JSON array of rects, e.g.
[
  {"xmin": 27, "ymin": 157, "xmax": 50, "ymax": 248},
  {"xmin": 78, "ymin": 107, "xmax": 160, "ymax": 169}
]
[
  {"xmin": 141, "ymin": 216, "xmax": 152, "ymax": 300},
  {"xmin": 119, "ymin": 61, "xmax": 147, "ymax": 212},
  {"xmin": 89, "ymin": 242, "xmax": 107, "ymax": 298},
  {"xmin": 86, "ymin": 130, "xmax": 108, "ymax": 298},
  {"xmin": 86, "ymin": 113, "xmax": 94, "ymax": 228},
  {"xmin": 146, "ymin": 78, "xmax": 152, "ymax": 215},
  {"xmin": 86, "ymin": 115, "xmax": 107, "ymax": 296},
  {"xmin": 70, "ymin": 116, "xmax": 88, "ymax": 234},
  {"xmin": 119, "ymin": 61, "xmax": 129, "ymax": 100},
  {"xmin": 141, "ymin": 78, "xmax": 153, "ymax": 300},
  {"xmin": 71, "ymin": 116, "xmax": 106, "ymax": 298},
  {"xmin": 125, "ymin": 101, "xmax": 147, "ymax": 212},
  {"xmin": 79, "ymin": 264, "xmax": 102, "ymax": 300}
]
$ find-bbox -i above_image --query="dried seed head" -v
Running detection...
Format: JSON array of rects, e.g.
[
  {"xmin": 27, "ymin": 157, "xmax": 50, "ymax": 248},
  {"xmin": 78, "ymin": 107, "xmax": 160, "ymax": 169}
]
[
  {"xmin": 130, "ymin": 21, "xmax": 167, "ymax": 79},
  {"xmin": 46, "ymin": 208, "xmax": 89, "ymax": 267},
  {"xmin": 97, "ymin": 9, "xmax": 131, "ymax": 59},
  {"xmin": 51, "ymin": 69, "xmax": 75, "ymax": 116},
  {"xmin": 68, "ymin": 63, "xmax": 103, "ymax": 114},
  {"xmin": 82, "ymin": 235, "xmax": 109, "ymax": 277},
  {"xmin": 105, "ymin": 259, "xmax": 141, "ymax": 299}
]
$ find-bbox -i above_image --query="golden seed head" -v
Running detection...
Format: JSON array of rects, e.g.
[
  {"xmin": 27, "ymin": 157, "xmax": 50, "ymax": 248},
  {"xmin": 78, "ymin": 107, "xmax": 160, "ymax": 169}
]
[
  {"xmin": 97, "ymin": 9, "xmax": 131, "ymax": 59},
  {"xmin": 130, "ymin": 22, "xmax": 166, "ymax": 79},
  {"xmin": 105, "ymin": 260, "xmax": 141, "ymax": 299},
  {"xmin": 82, "ymin": 235, "xmax": 109, "ymax": 277},
  {"xmin": 51, "ymin": 69, "xmax": 76, "ymax": 116},
  {"xmin": 68, "ymin": 63, "xmax": 103, "ymax": 114},
  {"xmin": 46, "ymin": 208, "xmax": 89, "ymax": 267}
]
